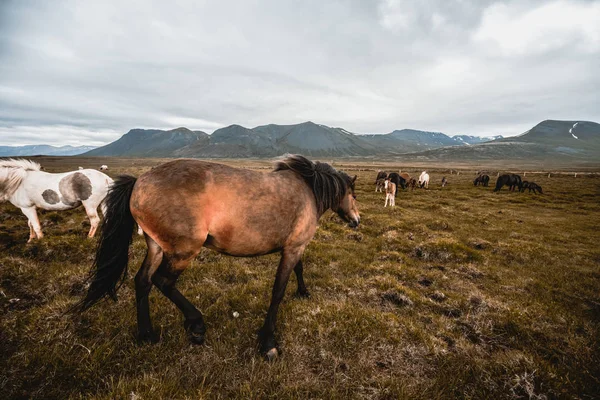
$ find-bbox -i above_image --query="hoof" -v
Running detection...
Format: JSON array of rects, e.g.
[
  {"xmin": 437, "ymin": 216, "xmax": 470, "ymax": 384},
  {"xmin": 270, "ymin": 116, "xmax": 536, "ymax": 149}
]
[
  {"xmin": 184, "ymin": 319, "xmax": 206, "ymax": 345},
  {"xmin": 137, "ymin": 330, "xmax": 159, "ymax": 344},
  {"xmin": 188, "ymin": 330, "xmax": 205, "ymax": 345},
  {"xmin": 265, "ymin": 347, "xmax": 279, "ymax": 361},
  {"xmin": 295, "ymin": 290, "xmax": 311, "ymax": 299},
  {"xmin": 258, "ymin": 329, "xmax": 279, "ymax": 360}
]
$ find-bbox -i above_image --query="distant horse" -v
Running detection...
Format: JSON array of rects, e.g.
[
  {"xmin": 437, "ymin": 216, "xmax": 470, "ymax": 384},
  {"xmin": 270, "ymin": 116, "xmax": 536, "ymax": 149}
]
[
  {"xmin": 521, "ymin": 181, "xmax": 543, "ymax": 194},
  {"xmin": 407, "ymin": 178, "xmax": 417, "ymax": 190},
  {"xmin": 100, "ymin": 165, "xmax": 108, "ymax": 171},
  {"xmin": 375, "ymin": 171, "xmax": 387, "ymax": 183},
  {"xmin": 494, "ymin": 174, "xmax": 522, "ymax": 192},
  {"xmin": 77, "ymin": 155, "xmax": 360, "ymax": 360},
  {"xmin": 375, "ymin": 178, "xmax": 386, "ymax": 192},
  {"xmin": 387, "ymin": 172, "xmax": 403, "ymax": 194},
  {"xmin": 418, "ymin": 171, "xmax": 430, "ymax": 189},
  {"xmin": 0, "ymin": 159, "xmax": 112, "ymax": 242},
  {"xmin": 441, "ymin": 177, "xmax": 448, "ymax": 187},
  {"xmin": 384, "ymin": 179, "xmax": 396, "ymax": 207},
  {"xmin": 474, "ymin": 174, "xmax": 490, "ymax": 187}
]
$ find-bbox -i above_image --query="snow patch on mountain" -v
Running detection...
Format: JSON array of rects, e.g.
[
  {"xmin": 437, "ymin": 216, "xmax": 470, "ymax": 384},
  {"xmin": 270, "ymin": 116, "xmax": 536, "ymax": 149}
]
[{"xmin": 570, "ymin": 122, "xmax": 580, "ymax": 139}]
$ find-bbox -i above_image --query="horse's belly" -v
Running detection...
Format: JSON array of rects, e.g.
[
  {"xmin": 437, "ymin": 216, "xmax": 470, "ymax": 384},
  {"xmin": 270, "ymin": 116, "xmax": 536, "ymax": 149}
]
[{"xmin": 203, "ymin": 234, "xmax": 282, "ymax": 257}]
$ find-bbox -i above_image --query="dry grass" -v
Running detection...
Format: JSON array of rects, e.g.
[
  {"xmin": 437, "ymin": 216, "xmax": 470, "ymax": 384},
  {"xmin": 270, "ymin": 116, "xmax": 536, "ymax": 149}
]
[{"xmin": 1, "ymin": 157, "xmax": 599, "ymax": 399}]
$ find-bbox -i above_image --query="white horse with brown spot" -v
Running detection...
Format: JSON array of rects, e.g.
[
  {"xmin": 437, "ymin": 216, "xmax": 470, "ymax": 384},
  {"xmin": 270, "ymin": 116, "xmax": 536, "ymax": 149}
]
[{"xmin": 0, "ymin": 159, "xmax": 112, "ymax": 242}]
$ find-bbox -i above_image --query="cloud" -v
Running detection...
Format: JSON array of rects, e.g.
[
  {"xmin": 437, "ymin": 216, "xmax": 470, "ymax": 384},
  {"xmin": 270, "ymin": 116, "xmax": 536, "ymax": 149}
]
[
  {"xmin": 0, "ymin": 125, "xmax": 121, "ymax": 147},
  {"xmin": 473, "ymin": 1, "xmax": 600, "ymax": 55},
  {"xmin": 0, "ymin": 0, "xmax": 598, "ymax": 146}
]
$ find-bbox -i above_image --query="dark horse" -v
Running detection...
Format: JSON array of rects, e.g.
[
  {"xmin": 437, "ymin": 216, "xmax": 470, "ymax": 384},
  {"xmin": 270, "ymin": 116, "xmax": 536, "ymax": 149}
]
[
  {"xmin": 388, "ymin": 172, "xmax": 408, "ymax": 193},
  {"xmin": 375, "ymin": 170, "xmax": 387, "ymax": 183},
  {"xmin": 474, "ymin": 174, "xmax": 490, "ymax": 187},
  {"xmin": 521, "ymin": 181, "xmax": 543, "ymax": 194},
  {"xmin": 494, "ymin": 174, "xmax": 522, "ymax": 192},
  {"xmin": 77, "ymin": 155, "xmax": 360, "ymax": 360}
]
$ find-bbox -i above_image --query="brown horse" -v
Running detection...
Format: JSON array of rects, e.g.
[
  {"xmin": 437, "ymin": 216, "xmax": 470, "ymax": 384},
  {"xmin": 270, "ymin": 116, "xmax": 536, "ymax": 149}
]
[
  {"xmin": 407, "ymin": 178, "xmax": 417, "ymax": 190},
  {"xmin": 77, "ymin": 155, "xmax": 359, "ymax": 360}
]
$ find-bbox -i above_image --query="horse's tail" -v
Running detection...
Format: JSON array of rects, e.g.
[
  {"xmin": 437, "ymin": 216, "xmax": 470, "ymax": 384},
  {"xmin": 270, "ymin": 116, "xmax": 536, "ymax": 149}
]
[{"xmin": 76, "ymin": 175, "xmax": 137, "ymax": 312}]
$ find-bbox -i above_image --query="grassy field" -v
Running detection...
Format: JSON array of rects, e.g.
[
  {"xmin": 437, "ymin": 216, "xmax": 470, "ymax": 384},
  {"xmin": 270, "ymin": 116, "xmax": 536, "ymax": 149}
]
[{"xmin": 1, "ymin": 157, "xmax": 599, "ymax": 399}]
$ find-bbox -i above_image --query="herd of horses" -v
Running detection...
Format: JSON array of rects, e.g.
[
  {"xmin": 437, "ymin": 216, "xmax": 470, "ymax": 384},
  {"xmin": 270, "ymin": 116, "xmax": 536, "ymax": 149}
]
[
  {"xmin": 0, "ymin": 156, "xmax": 544, "ymax": 359},
  {"xmin": 375, "ymin": 169, "xmax": 543, "ymax": 207}
]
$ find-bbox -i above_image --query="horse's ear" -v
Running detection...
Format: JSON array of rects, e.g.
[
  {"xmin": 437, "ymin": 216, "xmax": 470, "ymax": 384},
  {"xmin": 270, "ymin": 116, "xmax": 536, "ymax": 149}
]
[{"xmin": 352, "ymin": 175, "xmax": 357, "ymax": 183}]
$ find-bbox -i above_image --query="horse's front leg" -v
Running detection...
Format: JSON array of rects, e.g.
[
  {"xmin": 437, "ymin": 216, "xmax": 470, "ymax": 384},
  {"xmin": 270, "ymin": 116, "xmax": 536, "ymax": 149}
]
[
  {"xmin": 259, "ymin": 248, "xmax": 302, "ymax": 360},
  {"xmin": 21, "ymin": 207, "xmax": 43, "ymax": 242}
]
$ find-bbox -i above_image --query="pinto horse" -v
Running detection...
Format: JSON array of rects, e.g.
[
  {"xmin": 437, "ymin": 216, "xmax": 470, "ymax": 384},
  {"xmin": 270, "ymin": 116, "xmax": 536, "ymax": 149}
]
[
  {"xmin": 494, "ymin": 174, "xmax": 522, "ymax": 192},
  {"xmin": 77, "ymin": 155, "xmax": 359, "ymax": 360},
  {"xmin": 0, "ymin": 159, "xmax": 112, "ymax": 241}
]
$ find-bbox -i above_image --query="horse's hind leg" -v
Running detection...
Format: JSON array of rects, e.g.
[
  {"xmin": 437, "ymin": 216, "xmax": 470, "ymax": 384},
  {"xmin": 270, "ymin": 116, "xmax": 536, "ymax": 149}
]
[
  {"xmin": 27, "ymin": 221, "xmax": 35, "ymax": 242},
  {"xmin": 82, "ymin": 201, "xmax": 101, "ymax": 238},
  {"xmin": 152, "ymin": 255, "xmax": 206, "ymax": 345},
  {"xmin": 135, "ymin": 235, "xmax": 163, "ymax": 343},
  {"xmin": 259, "ymin": 248, "xmax": 303, "ymax": 360},
  {"xmin": 21, "ymin": 207, "xmax": 43, "ymax": 242},
  {"xmin": 294, "ymin": 260, "xmax": 309, "ymax": 298}
]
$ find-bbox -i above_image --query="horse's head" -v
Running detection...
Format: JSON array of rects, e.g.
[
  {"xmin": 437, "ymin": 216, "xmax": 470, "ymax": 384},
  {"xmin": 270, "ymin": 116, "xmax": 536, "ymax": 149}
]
[{"xmin": 336, "ymin": 174, "xmax": 360, "ymax": 228}]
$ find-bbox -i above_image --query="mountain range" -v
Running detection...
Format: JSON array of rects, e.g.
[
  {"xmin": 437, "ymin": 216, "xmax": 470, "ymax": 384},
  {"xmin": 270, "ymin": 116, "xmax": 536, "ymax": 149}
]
[
  {"xmin": 0, "ymin": 144, "xmax": 96, "ymax": 157},
  {"xmin": 83, "ymin": 122, "xmax": 508, "ymax": 158},
  {"xmin": 2, "ymin": 120, "xmax": 598, "ymax": 161}
]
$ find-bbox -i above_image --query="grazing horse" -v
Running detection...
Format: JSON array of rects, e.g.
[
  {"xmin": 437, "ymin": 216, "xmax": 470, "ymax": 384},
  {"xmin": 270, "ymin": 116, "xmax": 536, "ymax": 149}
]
[
  {"xmin": 375, "ymin": 170, "xmax": 387, "ymax": 183},
  {"xmin": 77, "ymin": 155, "xmax": 360, "ymax": 360},
  {"xmin": 473, "ymin": 174, "xmax": 490, "ymax": 186},
  {"xmin": 387, "ymin": 172, "xmax": 402, "ymax": 193},
  {"xmin": 384, "ymin": 179, "xmax": 396, "ymax": 207},
  {"xmin": 407, "ymin": 178, "xmax": 417, "ymax": 190},
  {"xmin": 375, "ymin": 178, "xmax": 386, "ymax": 192},
  {"xmin": 519, "ymin": 181, "xmax": 529, "ymax": 192},
  {"xmin": 494, "ymin": 174, "xmax": 522, "ymax": 192},
  {"xmin": 418, "ymin": 171, "xmax": 430, "ymax": 189},
  {"xmin": 399, "ymin": 172, "xmax": 411, "ymax": 182},
  {"xmin": 521, "ymin": 181, "xmax": 543, "ymax": 194},
  {"xmin": 441, "ymin": 177, "xmax": 448, "ymax": 187},
  {"xmin": 0, "ymin": 159, "xmax": 112, "ymax": 242}
]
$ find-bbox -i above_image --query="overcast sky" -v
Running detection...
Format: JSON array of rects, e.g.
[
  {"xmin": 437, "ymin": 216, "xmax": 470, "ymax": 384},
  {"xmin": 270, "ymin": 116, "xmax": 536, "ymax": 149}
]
[{"xmin": 1, "ymin": 0, "xmax": 599, "ymax": 146}]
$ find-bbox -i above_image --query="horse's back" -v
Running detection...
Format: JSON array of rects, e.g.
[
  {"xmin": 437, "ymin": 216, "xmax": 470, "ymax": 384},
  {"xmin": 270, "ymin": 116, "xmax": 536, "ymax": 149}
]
[
  {"xmin": 17, "ymin": 169, "xmax": 110, "ymax": 209},
  {"xmin": 131, "ymin": 159, "xmax": 317, "ymax": 257}
]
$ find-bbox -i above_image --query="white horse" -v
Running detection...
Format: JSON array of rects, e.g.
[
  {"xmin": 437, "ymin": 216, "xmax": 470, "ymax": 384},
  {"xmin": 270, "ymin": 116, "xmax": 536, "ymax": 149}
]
[
  {"xmin": 384, "ymin": 179, "xmax": 396, "ymax": 207},
  {"xmin": 418, "ymin": 171, "xmax": 430, "ymax": 189},
  {"xmin": 0, "ymin": 159, "xmax": 113, "ymax": 242}
]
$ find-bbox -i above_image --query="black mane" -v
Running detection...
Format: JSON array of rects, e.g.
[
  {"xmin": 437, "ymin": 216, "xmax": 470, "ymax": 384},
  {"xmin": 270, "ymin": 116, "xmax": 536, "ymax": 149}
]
[{"xmin": 274, "ymin": 154, "xmax": 352, "ymax": 214}]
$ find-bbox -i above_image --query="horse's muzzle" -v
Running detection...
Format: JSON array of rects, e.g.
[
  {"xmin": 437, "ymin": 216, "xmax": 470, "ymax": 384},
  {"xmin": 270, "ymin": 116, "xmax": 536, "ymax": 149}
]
[{"xmin": 349, "ymin": 217, "xmax": 360, "ymax": 228}]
